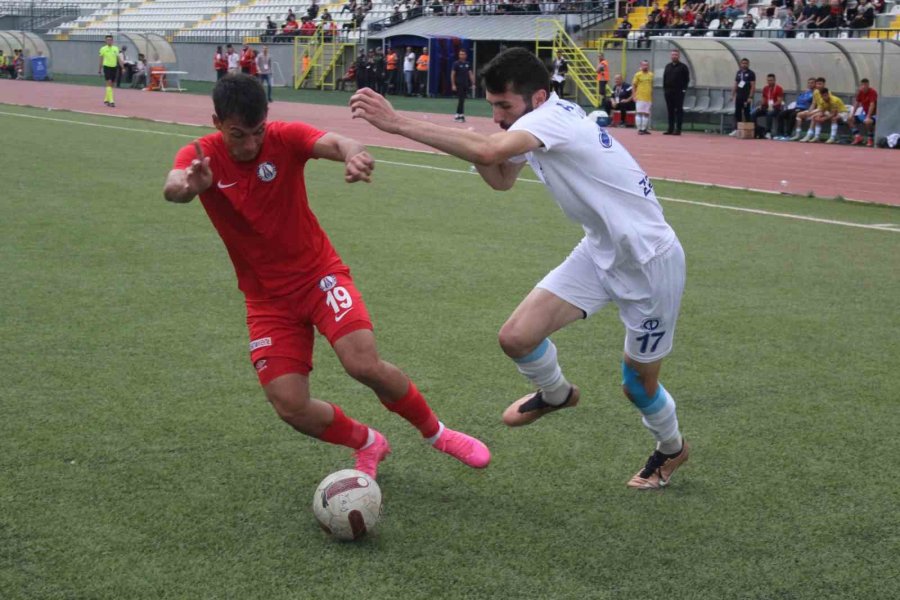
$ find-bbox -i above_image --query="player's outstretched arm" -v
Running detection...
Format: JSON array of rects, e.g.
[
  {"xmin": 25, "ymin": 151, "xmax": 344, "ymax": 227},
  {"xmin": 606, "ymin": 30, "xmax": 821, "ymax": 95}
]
[
  {"xmin": 312, "ymin": 132, "xmax": 374, "ymax": 184},
  {"xmin": 164, "ymin": 141, "xmax": 212, "ymax": 203},
  {"xmin": 350, "ymin": 88, "xmax": 540, "ymax": 167}
]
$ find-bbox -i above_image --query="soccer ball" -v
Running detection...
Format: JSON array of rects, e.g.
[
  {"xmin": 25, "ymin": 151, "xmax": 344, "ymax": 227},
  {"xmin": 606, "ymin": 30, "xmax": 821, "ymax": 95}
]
[{"xmin": 312, "ymin": 469, "xmax": 382, "ymax": 541}]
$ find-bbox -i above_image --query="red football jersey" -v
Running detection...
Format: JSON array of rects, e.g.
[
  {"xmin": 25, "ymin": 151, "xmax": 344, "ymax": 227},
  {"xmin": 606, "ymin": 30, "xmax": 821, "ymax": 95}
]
[
  {"xmin": 174, "ymin": 121, "xmax": 340, "ymax": 300},
  {"xmin": 855, "ymin": 88, "xmax": 878, "ymax": 116}
]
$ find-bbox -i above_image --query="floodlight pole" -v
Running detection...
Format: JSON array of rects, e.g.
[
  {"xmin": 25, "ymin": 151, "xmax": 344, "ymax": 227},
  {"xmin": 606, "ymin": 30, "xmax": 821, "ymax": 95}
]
[
  {"xmin": 117, "ymin": 0, "xmax": 120, "ymax": 34},
  {"xmin": 225, "ymin": 1, "xmax": 229, "ymax": 43}
]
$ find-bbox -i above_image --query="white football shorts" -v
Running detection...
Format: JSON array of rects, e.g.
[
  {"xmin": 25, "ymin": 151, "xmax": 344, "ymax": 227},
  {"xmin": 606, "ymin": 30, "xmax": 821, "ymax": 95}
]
[
  {"xmin": 635, "ymin": 101, "xmax": 652, "ymax": 114},
  {"xmin": 536, "ymin": 237, "xmax": 686, "ymax": 363}
]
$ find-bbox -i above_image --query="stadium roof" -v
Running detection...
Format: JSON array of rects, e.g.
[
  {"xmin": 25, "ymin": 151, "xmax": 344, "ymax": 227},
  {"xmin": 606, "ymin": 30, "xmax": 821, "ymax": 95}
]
[{"xmin": 367, "ymin": 15, "xmax": 563, "ymax": 42}]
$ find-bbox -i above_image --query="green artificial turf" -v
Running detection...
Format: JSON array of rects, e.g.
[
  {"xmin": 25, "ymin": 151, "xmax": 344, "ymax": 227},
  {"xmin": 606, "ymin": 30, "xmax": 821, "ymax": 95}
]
[{"xmin": 1, "ymin": 104, "xmax": 898, "ymax": 600}]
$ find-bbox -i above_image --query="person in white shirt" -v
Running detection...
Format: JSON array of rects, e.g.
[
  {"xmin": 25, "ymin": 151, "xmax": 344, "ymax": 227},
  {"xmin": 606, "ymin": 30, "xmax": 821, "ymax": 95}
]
[
  {"xmin": 130, "ymin": 53, "xmax": 147, "ymax": 88},
  {"xmin": 255, "ymin": 45, "xmax": 273, "ymax": 103},
  {"xmin": 350, "ymin": 48, "xmax": 690, "ymax": 490},
  {"xmin": 226, "ymin": 44, "xmax": 240, "ymax": 74},
  {"xmin": 403, "ymin": 46, "xmax": 415, "ymax": 96}
]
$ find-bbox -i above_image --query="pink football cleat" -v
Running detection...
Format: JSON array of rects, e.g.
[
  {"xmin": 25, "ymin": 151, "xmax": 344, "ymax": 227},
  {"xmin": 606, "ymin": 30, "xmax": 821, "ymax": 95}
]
[
  {"xmin": 432, "ymin": 427, "xmax": 491, "ymax": 468},
  {"xmin": 353, "ymin": 430, "xmax": 391, "ymax": 479}
]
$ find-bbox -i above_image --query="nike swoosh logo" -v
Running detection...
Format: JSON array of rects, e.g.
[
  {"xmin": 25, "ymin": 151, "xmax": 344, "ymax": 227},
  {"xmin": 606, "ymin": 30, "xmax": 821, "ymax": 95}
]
[
  {"xmin": 217, "ymin": 181, "xmax": 237, "ymax": 189},
  {"xmin": 334, "ymin": 308, "xmax": 354, "ymax": 322}
]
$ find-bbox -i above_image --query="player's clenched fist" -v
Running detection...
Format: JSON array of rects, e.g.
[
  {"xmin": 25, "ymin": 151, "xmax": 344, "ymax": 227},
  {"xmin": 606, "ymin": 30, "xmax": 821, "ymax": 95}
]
[{"xmin": 345, "ymin": 150, "xmax": 374, "ymax": 183}]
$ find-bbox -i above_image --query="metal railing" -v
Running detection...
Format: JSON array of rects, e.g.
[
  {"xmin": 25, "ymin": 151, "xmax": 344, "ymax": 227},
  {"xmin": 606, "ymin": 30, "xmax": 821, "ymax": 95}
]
[
  {"xmin": 600, "ymin": 26, "xmax": 900, "ymax": 48},
  {"xmin": 0, "ymin": 1, "xmax": 79, "ymax": 33}
]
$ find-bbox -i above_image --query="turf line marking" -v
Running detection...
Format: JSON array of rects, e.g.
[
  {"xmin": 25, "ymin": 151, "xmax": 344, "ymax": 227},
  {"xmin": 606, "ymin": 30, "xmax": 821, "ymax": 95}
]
[
  {"xmin": 377, "ymin": 160, "xmax": 899, "ymax": 234},
  {"xmin": 2, "ymin": 109, "xmax": 896, "ymax": 234},
  {"xmin": 0, "ymin": 110, "xmax": 198, "ymax": 138}
]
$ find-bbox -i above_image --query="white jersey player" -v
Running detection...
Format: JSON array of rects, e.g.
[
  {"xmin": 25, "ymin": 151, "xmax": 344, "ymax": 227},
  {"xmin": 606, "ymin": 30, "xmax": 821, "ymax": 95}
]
[{"xmin": 350, "ymin": 48, "xmax": 689, "ymax": 489}]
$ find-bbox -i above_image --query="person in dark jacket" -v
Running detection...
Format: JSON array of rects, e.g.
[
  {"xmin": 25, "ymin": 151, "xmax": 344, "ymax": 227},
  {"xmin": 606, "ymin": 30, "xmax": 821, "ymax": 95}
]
[{"xmin": 663, "ymin": 49, "xmax": 690, "ymax": 135}]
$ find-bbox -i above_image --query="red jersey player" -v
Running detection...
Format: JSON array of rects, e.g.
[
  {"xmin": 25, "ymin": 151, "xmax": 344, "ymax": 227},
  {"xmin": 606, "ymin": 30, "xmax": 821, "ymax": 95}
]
[{"xmin": 163, "ymin": 74, "xmax": 490, "ymax": 478}]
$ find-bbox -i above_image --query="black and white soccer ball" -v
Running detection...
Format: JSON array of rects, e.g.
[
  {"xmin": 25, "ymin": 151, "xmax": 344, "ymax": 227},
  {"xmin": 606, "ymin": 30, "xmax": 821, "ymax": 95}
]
[{"xmin": 312, "ymin": 469, "xmax": 382, "ymax": 541}]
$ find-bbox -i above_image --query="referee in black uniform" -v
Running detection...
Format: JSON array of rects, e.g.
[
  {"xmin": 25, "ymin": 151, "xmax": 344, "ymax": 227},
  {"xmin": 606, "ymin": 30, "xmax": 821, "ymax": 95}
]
[
  {"xmin": 663, "ymin": 49, "xmax": 690, "ymax": 135},
  {"xmin": 451, "ymin": 49, "xmax": 475, "ymax": 123}
]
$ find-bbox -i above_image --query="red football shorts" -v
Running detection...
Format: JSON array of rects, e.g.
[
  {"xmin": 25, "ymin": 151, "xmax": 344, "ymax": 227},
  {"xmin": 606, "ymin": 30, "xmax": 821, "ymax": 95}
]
[{"xmin": 245, "ymin": 266, "xmax": 372, "ymax": 385}]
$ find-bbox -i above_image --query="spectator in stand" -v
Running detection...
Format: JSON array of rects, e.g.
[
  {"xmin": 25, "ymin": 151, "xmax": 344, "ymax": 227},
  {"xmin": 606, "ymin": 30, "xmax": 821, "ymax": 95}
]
[
  {"xmin": 214, "ymin": 46, "xmax": 228, "ymax": 80},
  {"xmin": 782, "ymin": 9, "xmax": 797, "ymax": 37},
  {"xmin": 791, "ymin": 76, "xmax": 826, "ymax": 140},
  {"xmin": 239, "ymin": 45, "xmax": 254, "ymax": 74},
  {"xmin": 812, "ymin": 0, "xmax": 841, "ymax": 35},
  {"xmin": 613, "ymin": 16, "xmax": 633, "ymax": 42},
  {"xmin": 596, "ymin": 52, "xmax": 610, "ymax": 98},
  {"xmin": 391, "ymin": 5, "xmax": 404, "ymax": 23},
  {"xmin": 723, "ymin": 0, "xmax": 747, "ymax": 19},
  {"xmin": 778, "ymin": 77, "xmax": 815, "ymax": 139},
  {"xmin": 849, "ymin": 0, "xmax": 875, "ymax": 29},
  {"xmin": 752, "ymin": 73, "xmax": 784, "ymax": 139},
  {"xmin": 341, "ymin": 0, "xmax": 356, "ymax": 14},
  {"xmin": 740, "ymin": 13, "xmax": 756, "ymax": 36},
  {"xmin": 803, "ymin": 88, "xmax": 847, "ymax": 143},
  {"xmin": 551, "ymin": 52, "xmax": 568, "ymax": 97},
  {"xmin": 226, "ymin": 44, "xmax": 239, "ymax": 74},
  {"xmin": 604, "ymin": 73, "xmax": 636, "ymax": 127},
  {"xmin": 797, "ymin": 0, "xmax": 818, "ymax": 30},
  {"xmin": 728, "ymin": 57, "xmax": 755, "ymax": 136},
  {"xmin": 850, "ymin": 78, "xmax": 878, "ymax": 146},
  {"xmin": 131, "ymin": 53, "xmax": 148, "ymax": 89},
  {"xmin": 282, "ymin": 14, "xmax": 299, "ymax": 35},
  {"xmin": 632, "ymin": 60, "xmax": 654, "ymax": 135},
  {"xmin": 308, "ymin": 1, "xmax": 320, "ymax": 19},
  {"xmin": 265, "ymin": 16, "xmax": 278, "ymax": 39},
  {"xmin": 415, "ymin": 46, "xmax": 429, "ymax": 96},
  {"xmin": 256, "ymin": 45, "xmax": 273, "ymax": 103},
  {"xmin": 403, "ymin": 46, "xmax": 415, "ymax": 96},
  {"xmin": 663, "ymin": 49, "xmax": 690, "ymax": 136}
]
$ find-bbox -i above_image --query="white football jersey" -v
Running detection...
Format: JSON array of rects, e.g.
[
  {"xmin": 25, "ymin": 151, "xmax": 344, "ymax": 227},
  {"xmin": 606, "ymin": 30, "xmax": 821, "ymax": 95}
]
[{"xmin": 509, "ymin": 93, "xmax": 675, "ymax": 270}]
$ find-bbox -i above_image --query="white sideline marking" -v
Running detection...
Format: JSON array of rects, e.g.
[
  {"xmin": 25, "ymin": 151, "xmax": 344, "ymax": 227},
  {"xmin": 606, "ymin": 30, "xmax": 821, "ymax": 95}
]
[{"xmin": 2, "ymin": 109, "xmax": 898, "ymax": 234}]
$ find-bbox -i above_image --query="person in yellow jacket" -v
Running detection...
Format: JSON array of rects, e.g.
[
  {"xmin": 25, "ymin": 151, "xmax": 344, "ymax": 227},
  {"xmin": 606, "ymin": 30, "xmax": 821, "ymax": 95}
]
[
  {"xmin": 98, "ymin": 35, "xmax": 123, "ymax": 107},
  {"xmin": 802, "ymin": 88, "xmax": 848, "ymax": 144},
  {"xmin": 414, "ymin": 46, "xmax": 429, "ymax": 96},
  {"xmin": 632, "ymin": 60, "xmax": 654, "ymax": 135}
]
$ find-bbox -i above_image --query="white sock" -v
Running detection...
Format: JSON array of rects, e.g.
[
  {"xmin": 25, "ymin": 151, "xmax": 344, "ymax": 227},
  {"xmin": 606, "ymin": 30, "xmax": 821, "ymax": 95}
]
[
  {"xmin": 830, "ymin": 123, "xmax": 838, "ymax": 138},
  {"xmin": 640, "ymin": 388, "xmax": 681, "ymax": 448},
  {"xmin": 426, "ymin": 421, "xmax": 445, "ymax": 445},
  {"xmin": 513, "ymin": 338, "xmax": 571, "ymax": 405},
  {"xmin": 814, "ymin": 124, "xmax": 822, "ymax": 136}
]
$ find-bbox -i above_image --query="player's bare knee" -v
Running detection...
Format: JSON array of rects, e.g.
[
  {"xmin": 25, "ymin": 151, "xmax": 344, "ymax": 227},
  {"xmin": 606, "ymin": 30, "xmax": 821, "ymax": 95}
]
[
  {"xmin": 498, "ymin": 322, "xmax": 535, "ymax": 359},
  {"xmin": 267, "ymin": 389, "xmax": 312, "ymax": 423},
  {"xmin": 342, "ymin": 352, "xmax": 383, "ymax": 385}
]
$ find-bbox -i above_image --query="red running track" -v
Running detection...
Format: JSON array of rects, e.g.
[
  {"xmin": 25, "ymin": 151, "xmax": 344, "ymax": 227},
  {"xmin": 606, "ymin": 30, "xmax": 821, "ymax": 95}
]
[{"xmin": 2, "ymin": 80, "xmax": 896, "ymax": 205}]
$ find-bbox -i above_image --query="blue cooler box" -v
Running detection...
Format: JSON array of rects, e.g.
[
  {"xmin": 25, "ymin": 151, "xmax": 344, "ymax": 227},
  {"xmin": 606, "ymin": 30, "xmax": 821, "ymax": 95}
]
[{"xmin": 30, "ymin": 56, "xmax": 48, "ymax": 81}]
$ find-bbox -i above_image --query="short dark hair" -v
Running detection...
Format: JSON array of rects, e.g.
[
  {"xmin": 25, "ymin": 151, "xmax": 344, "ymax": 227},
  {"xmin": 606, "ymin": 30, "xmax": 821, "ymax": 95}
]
[
  {"xmin": 861, "ymin": 78, "xmax": 869, "ymax": 84},
  {"xmin": 820, "ymin": 87, "xmax": 830, "ymax": 95},
  {"xmin": 816, "ymin": 76, "xmax": 826, "ymax": 83},
  {"xmin": 740, "ymin": 57, "xmax": 749, "ymax": 63},
  {"xmin": 767, "ymin": 73, "xmax": 775, "ymax": 78},
  {"xmin": 480, "ymin": 47, "xmax": 549, "ymax": 98},
  {"xmin": 213, "ymin": 74, "xmax": 268, "ymax": 126}
]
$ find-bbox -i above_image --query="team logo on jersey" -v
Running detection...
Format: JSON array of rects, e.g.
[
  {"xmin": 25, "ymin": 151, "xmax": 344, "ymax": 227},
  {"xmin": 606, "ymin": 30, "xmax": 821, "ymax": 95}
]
[
  {"xmin": 641, "ymin": 318, "xmax": 661, "ymax": 331},
  {"xmin": 257, "ymin": 161, "xmax": 277, "ymax": 182},
  {"xmin": 318, "ymin": 275, "xmax": 337, "ymax": 291},
  {"xmin": 249, "ymin": 336, "xmax": 273, "ymax": 351},
  {"xmin": 254, "ymin": 359, "xmax": 268, "ymax": 372},
  {"xmin": 598, "ymin": 128, "xmax": 613, "ymax": 149}
]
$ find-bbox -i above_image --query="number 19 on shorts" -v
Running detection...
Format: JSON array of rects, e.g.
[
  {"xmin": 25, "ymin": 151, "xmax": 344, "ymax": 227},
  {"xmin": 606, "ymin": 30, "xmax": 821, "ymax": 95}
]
[{"xmin": 325, "ymin": 286, "xmax": 353, "ymax": 318}]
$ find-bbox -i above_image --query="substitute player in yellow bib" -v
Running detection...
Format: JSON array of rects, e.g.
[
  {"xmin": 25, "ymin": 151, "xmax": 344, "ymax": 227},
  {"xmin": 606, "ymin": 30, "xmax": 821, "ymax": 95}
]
[
  {"xmin": 804, "ymin": 88, "xmax": 848, "ymax": 144},
  {"xmin": 98, "ymin": 35, "xmax": 122, "ymax": 108},
  {"xmin": 632, "ymin": 60, "xmax": 654, "ymax": 135}
]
